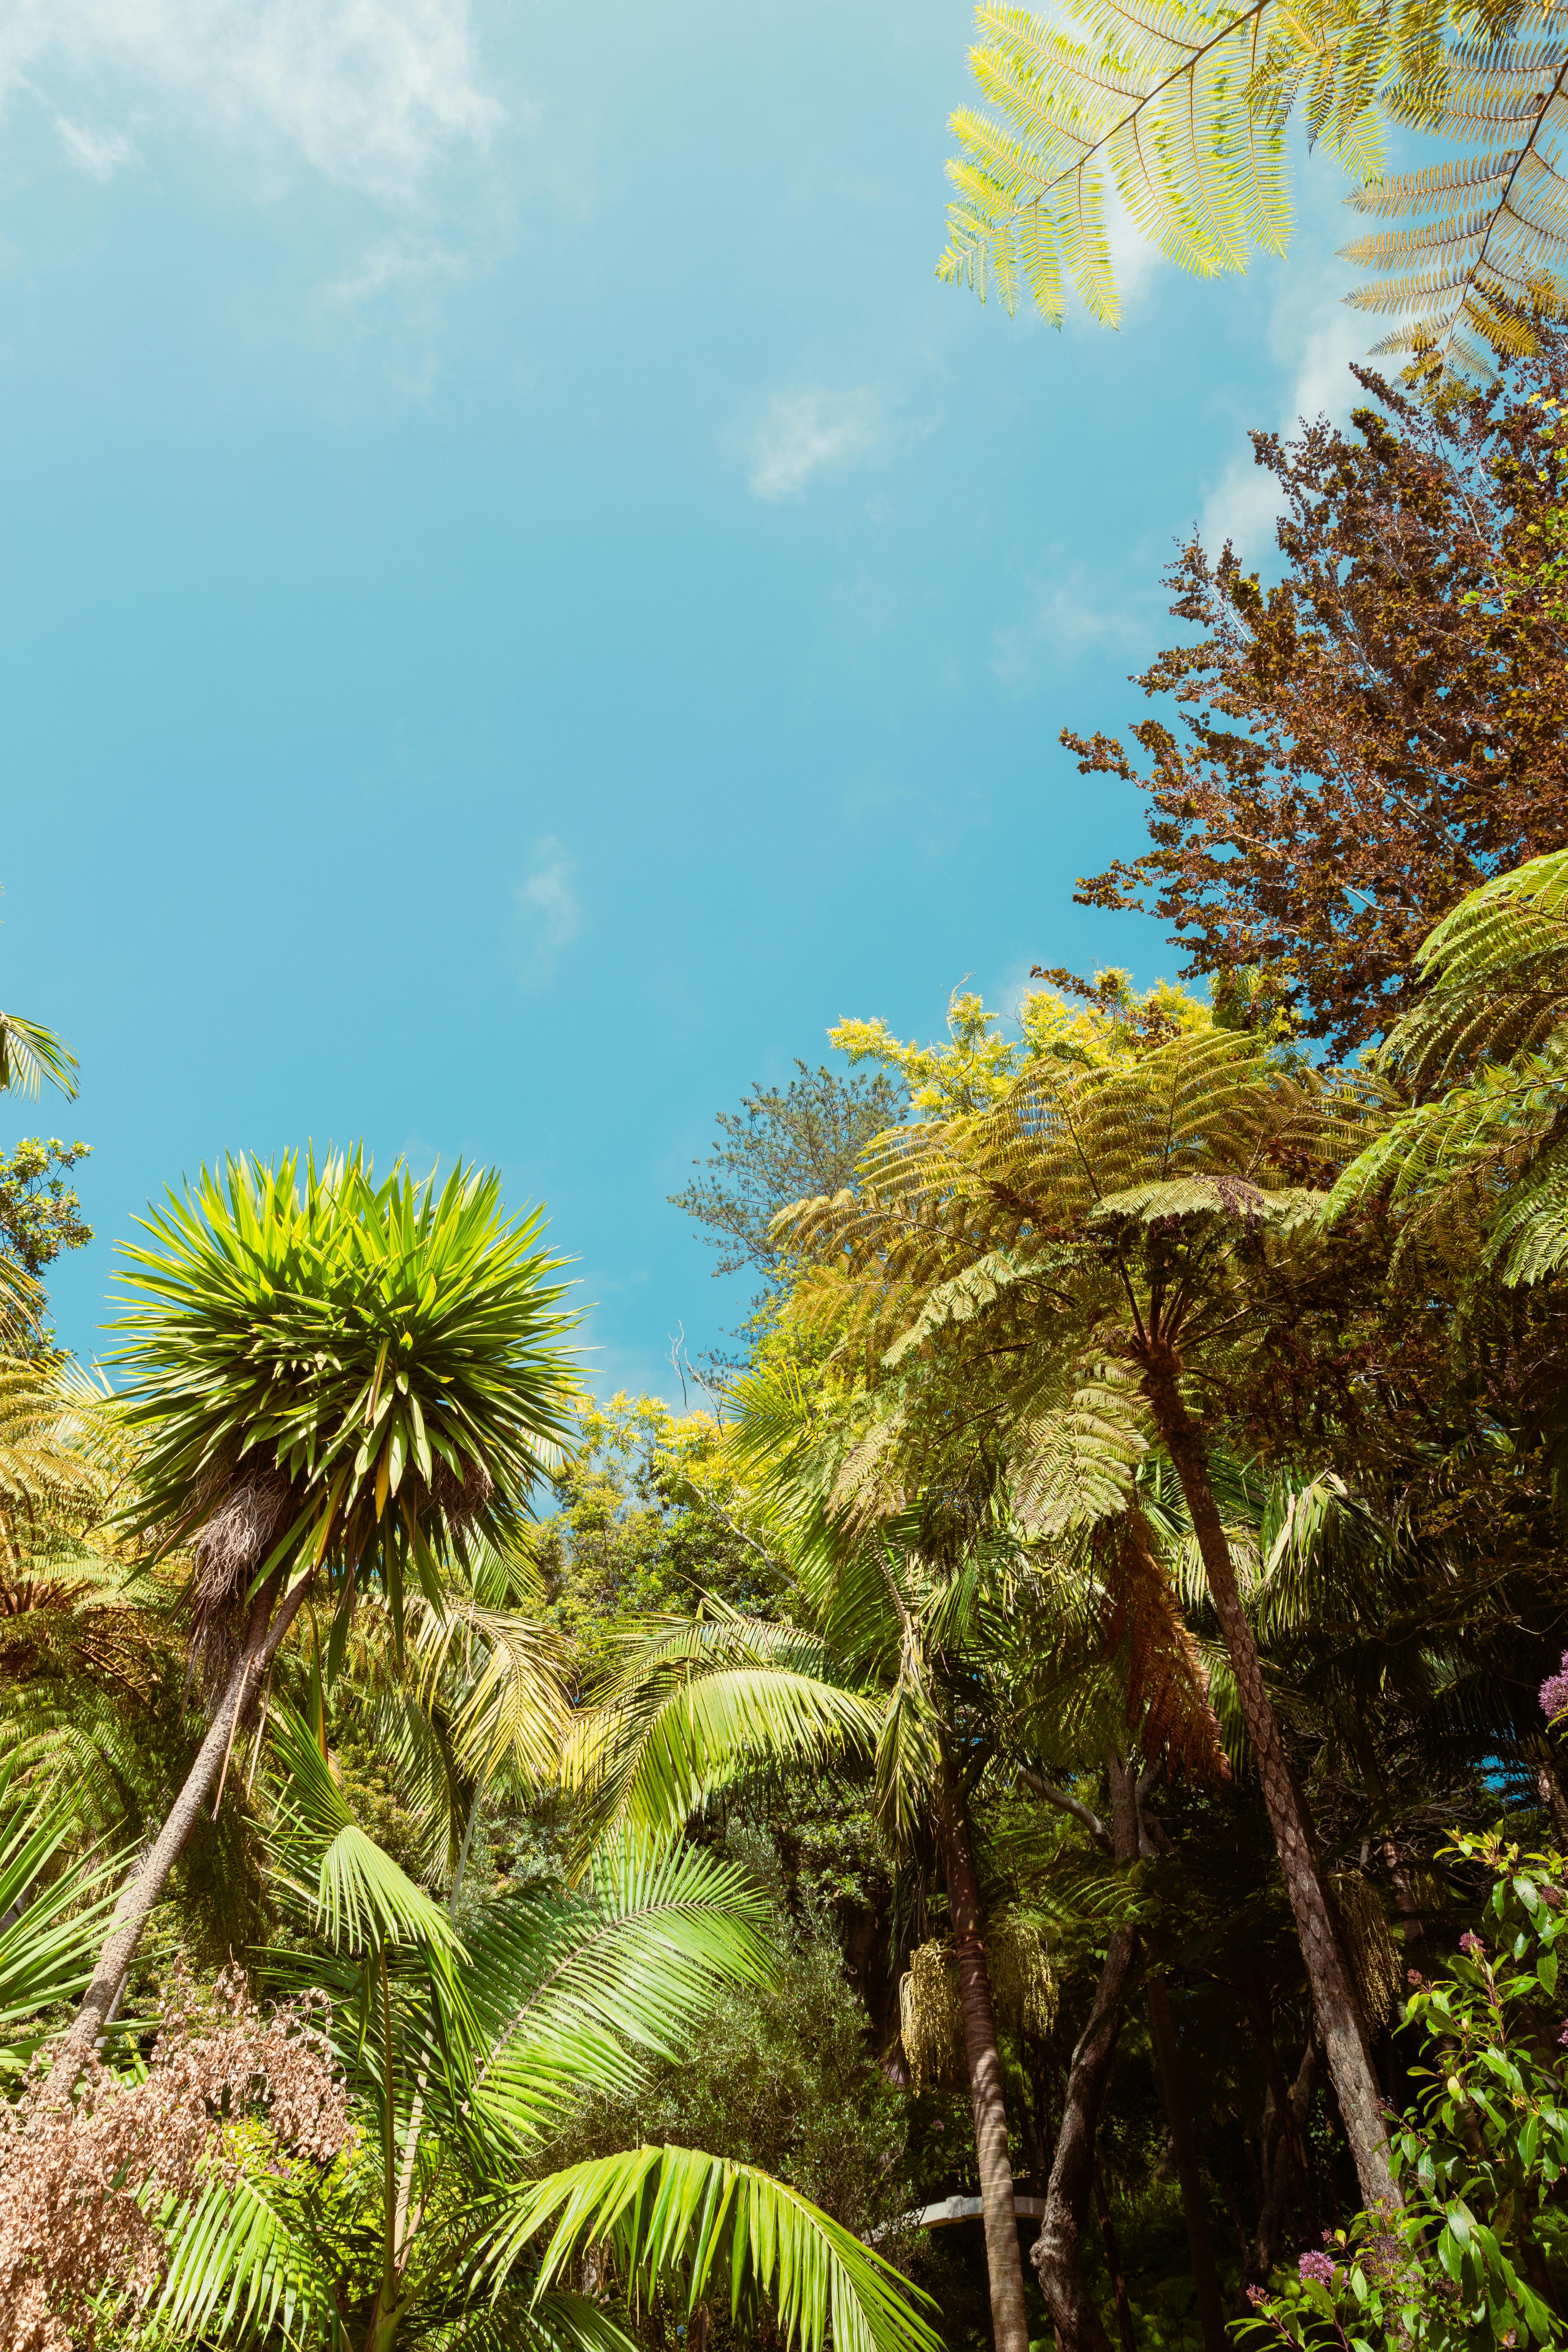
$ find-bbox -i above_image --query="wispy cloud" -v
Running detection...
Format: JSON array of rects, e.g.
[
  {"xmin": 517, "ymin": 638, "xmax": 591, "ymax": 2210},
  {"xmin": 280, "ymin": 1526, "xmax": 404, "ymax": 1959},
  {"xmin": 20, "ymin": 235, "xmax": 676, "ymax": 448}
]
[
  {"xmin": 55, "ymin": 115, "xmax": 138, "ymax": 180},
  {"xmin": 749, "ymin": 387, "xmax": 882, "ymax": 502},
  {"xmin": 0, "ymin": 1, "xmax": 501, "ymax": 206},
  {"xmin": 990, "ymin": 565, "xmax": 1150, "ymax": 693},
  {"xmin": 1200, "ymin": 269, "xmax": 1371, "ymax": 554},
  {"xmin": 513, "ymin": 835, "xmax": 580, "ymax": 988},
  {"xmin": 326, "ymin": 235, "xmax": 466, "ymax": 309}
]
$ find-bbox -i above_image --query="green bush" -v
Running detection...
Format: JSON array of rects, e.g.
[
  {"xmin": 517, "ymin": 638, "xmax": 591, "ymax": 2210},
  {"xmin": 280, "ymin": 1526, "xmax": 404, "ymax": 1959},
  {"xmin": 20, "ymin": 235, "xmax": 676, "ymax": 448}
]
[{"xmin": 1242, "ymin": 1832, "xmax": 1568, "ymax": 2351}]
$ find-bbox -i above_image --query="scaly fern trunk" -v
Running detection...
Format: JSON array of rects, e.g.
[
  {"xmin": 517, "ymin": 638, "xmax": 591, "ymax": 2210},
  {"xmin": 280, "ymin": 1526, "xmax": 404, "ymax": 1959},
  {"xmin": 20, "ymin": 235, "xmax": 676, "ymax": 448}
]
[
  {"xmin": 1140, "ymin": 1342, "xmax": 1398, "ymax": 2212},
  {"xmin": 1029, "ymin": 1760, "xmax": 1141, "ymax": 2352},
  {"xmin": 940, "ymin": 1795, "xmax": 1031, "ymax": 2352},
  {"xmin": 42, "ymin": 1569, "xmax": 312, "ymax": 2104}
]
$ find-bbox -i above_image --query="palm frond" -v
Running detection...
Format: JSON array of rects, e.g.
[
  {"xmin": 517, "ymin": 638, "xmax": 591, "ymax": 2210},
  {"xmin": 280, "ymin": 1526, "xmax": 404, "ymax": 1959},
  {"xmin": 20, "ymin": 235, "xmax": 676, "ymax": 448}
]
[
  {"xmin": 569, "ymin": 1614, "xmax": 881, "ymax": 1844},
  {"xmin": 269, "ymin": 1701, "xmax": 464, "ymax": 1957},
  {"xmin": 477, "ymin": 2144, "xmax": 942, "ymax": 2352},
  {"xmin": 0, "ymin": 1761, "xmax": 122, "ymax": 2058},
  {"xmin": 459, "ymin": 1840, "xmax": 775, "ymax": 2154},
  {"xmin": 0, "ymin": 1009, "xmax": 77, "ymax": 1100},
  {"xmin": 156, "ymin": 2166, "xmax": 346, "ymax": 2350}
]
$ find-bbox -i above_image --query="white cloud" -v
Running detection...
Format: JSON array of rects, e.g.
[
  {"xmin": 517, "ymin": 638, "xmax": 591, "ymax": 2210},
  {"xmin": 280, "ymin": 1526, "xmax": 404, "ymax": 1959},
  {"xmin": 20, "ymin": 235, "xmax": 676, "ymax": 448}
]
[
  {"xmin": 326, "ymin": 233, "xmax": 464, "ymax": 307},
  {"xmin": 1200, "ymin": 271, "xmax": 1371, "ymax": 554},
  {"xmin": 990, "ymin": 566, "xmax": 1148, "ymax": 692},
  {"xmin": 55, "ymin": 115, "xmax": 138, "ymax": 178},
  {"xmin": 749, "ymin": 387, "xmax": 882, "ymax": 502},
  {"xmin": 1101, "ymin": 189, "xmax": 1166, "ymax": 316},
  {"xmin": 0, "ymin": 2, "xmax": 500, "ymax": 206},
  {"xmin": 513, "ymin": 835, "xmax": 580, "ymax": 988}
]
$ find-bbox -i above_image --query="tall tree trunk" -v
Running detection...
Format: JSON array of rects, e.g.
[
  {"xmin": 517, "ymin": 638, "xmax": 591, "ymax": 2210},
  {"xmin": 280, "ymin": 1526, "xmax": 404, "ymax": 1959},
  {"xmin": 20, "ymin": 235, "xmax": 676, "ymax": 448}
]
[
  {"xmin": 1030, "ymin": 1761, "xmax": 1141, "ymax": 2352},
  {"xmin": 942, "ymin": 1796, "xmax": 1032, "ymax": 2352},
  {"xmin": 42, "ymin": 1569, "xmax": 313, "ymax": 2104},
  {"xmin": 1140, "ymin": 1343, "xmax": 1397, "ymax": 2213},
  {"xmin": 1532, "ymin": 1742, "xmax": 1568, "ymax": 1846},
  {"xmin": 1091, "ymin": 2160, "xmax": 1139, "ymax": 2352},
  {"xmin": 1143, "ymin": 1963, "xmax": 1227, "ymax": 2352}
]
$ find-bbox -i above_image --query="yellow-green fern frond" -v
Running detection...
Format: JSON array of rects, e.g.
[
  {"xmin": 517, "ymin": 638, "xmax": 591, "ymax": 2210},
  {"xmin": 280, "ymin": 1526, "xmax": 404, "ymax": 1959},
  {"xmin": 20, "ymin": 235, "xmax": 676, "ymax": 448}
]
[
  {"xmin": 940, "ymin": 0, "xmax": 1298, "ymax": 324},
  {"xmin": 1345, "ymin": 13, "xmax": 1568, "ymax": 378}
]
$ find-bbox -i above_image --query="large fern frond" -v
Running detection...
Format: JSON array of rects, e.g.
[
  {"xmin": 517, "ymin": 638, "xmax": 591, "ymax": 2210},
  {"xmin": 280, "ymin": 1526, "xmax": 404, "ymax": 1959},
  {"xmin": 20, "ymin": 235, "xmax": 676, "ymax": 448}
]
[
  {"xmin": 940, "ymin": 0, "xmax": 1300, "ymax": 323},
  {"xmin": 1345, "ymin": 11, "xmax": 1568, "ymax": 378}
]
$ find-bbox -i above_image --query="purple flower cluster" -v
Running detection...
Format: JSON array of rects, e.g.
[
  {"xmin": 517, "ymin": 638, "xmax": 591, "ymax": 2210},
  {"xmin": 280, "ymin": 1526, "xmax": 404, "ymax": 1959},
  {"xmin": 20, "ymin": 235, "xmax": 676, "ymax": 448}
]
[
  {"xmin": 1459, "ymin": 1931, "xmax": 1485, "ymax": 1956},
  {"xmin": 1541, "ymin": 1652, "xmax": 1568, "ymax": 1721},
  {"xmin": 1298, "ymin": 2250, "xmax": 1337, "ymax": 2287}
]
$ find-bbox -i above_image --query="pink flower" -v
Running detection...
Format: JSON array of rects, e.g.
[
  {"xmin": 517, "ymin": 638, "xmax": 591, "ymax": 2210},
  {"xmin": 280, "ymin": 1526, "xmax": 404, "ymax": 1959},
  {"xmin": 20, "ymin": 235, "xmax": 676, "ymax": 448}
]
[
  {"xmin": 1298, "ymin": 2250, "xmax": 1337, "ymax": 2287},
  {"xmin": 1459, "ymin": 1931, "xmax": 1484, "ymax": 1956},
  {"xmin": 1540, "ymin": 1653, "xmax": 1568, "ymax": 1720}
]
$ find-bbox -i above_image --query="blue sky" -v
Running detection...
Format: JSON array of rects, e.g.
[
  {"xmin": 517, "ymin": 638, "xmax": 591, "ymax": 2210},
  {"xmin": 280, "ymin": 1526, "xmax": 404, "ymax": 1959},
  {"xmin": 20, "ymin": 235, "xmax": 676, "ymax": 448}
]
[{"xmin": 0, "ymin": 0, "xmax": 1382, "ymax": 1399}]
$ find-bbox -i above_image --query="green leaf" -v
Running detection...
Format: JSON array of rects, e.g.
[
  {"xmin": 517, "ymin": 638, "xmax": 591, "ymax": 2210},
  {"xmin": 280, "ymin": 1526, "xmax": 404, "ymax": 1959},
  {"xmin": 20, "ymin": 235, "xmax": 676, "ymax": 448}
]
[{"xmin": 478, "ymin": 2144, "xmax": 942, "ymax": 2352}]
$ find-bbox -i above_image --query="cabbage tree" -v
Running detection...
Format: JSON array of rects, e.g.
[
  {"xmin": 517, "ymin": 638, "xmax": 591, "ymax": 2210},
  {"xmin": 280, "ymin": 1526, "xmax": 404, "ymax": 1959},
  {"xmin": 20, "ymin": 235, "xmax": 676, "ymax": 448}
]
[{"xmin": 47, "ymin": 1149, "xmax": 578, "ymax": 2097}]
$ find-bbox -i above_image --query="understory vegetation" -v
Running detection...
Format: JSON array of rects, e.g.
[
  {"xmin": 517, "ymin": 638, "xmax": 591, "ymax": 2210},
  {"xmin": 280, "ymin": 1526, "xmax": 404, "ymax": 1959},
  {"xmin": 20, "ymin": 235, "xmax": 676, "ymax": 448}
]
[{"xmin": 11, "ymin": 329, "xmax": 1568, "ymax": 2352}]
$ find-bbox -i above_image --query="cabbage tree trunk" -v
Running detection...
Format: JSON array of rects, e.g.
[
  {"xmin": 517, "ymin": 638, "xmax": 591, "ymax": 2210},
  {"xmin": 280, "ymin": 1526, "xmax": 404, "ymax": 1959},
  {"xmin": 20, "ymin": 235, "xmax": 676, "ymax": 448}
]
[
  {"xmin": 1140, "ymin": 1341, "xmax": 1397, "ymax": 2214},
  {"xmin": 940, "ymin": 1796, "xmax": 1031, "ymax": 2352},
  {"xmin": 43, "ymin": 1569, "xmax": 312, "ymax": 2103}
]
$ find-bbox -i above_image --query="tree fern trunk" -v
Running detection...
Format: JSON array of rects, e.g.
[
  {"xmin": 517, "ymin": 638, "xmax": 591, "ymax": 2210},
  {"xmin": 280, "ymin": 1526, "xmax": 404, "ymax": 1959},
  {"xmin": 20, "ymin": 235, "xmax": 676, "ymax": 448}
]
[
  {"xmin": 941, "ymin": 1797, "xmax": 1031, "ymax": 2352},
  {"xmin": 1030, "ymin": 1760, "xmax": 1140, "ymax": 2352},
  {"xmin": 42, "ymin": 1570, "xmax": 310, "ymax": 2104},
  {"xmin": 1141, "ymin": 1344, "xmax": 1397, "ymax": 2212}
]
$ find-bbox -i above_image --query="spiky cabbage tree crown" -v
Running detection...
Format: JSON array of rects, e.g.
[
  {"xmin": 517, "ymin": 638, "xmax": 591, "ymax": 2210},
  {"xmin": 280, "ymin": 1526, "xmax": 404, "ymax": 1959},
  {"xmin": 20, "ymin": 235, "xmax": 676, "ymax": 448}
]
[{"xmin": 110, "ymin": 1150, "xmax": 578, "ymax": 1629}]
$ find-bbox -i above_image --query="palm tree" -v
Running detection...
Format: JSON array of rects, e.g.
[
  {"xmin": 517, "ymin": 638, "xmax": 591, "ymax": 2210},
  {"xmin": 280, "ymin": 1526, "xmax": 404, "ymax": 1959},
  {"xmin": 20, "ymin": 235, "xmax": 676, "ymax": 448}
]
[
  {"xmin": 146, "ymin": 1702, "xmax": 939, "ymax": 2352},
  {"xmin": 574, "ymin": 1481, "xmax": 1048, "ymax": 2352},
  {"xmin": 775, "ymin": 1028, "xmax": 1399, "ymax": 2211},
  {"xmin": 46, "ymin": 1149, "xmax": 579, "ymax": 2099}
]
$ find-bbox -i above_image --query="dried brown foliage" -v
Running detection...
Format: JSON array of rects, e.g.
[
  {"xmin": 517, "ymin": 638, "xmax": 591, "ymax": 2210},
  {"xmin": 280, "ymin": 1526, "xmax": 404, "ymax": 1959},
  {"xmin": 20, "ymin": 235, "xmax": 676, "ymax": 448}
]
[
  {"xmin": 1102, "ymin": 1509, "xmax": 1230, "ymax": 1789},
  {"xmin": 1069, "ymin": 342, "xmax": 1568, "ymax": 1055},
  {"xmin": 0, "ymin": 1965, "xmax": 349, "ymax": 2350}
]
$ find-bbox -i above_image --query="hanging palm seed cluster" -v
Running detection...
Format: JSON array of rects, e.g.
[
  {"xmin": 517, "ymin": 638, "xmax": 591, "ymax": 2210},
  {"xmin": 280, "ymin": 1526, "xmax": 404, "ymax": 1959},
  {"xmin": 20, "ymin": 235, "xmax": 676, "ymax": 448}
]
[
  {"xmin": 899, "ymin": 1912, "xmax": 1056, "ymax": 2094},
  {"xmin": 1329, "ymin": 1873, "xmax": 1406, "ymax": 2026}
]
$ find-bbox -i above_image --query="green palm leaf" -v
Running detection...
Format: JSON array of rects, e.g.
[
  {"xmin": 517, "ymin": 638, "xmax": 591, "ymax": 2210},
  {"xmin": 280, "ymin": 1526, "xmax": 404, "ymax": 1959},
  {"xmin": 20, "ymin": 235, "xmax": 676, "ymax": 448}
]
[
  {"xmin": 570, "ymin": 1615, "xmax": 881, "ymax": 1843},
  {"xmin": 478, "ymin": 2145, "xmax": 941, "ymax": 2352},
  {"xmin": 0, "ymin": 1762, "xmax": 121, "ymax": 2056},
  {"xmin": 270, "ymin": 1700, "xmax": 464, "ymax": 1956},
  {"xmin": 456, "ymin": 1839, "xmax": 776, "ymax": 2153},
  {"xmin": 157, "ymin": 2167, "xmax": 346, "ymax": 2350}
]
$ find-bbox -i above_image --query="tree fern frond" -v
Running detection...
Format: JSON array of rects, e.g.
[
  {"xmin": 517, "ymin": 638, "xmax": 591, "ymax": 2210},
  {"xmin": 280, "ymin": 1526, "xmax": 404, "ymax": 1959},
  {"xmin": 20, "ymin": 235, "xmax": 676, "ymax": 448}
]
[
  {"xmin": 1346, "ymin": 23, "xmax": 1568, "ymax": 378},
  {"xmin": 940, "ymin": 0, "xmax": 1292, "ymax": 321},
  {"xmin": 1008, "ymin": 1354, "xmax": 1152, "ymax": 1535}
]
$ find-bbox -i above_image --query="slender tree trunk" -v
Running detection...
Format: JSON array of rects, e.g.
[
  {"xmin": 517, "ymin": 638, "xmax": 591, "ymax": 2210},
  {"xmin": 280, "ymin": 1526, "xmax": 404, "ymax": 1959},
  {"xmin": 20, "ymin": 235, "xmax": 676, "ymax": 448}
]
[
  {"xmin": 941, "ymin": 1795, "xmax": 1032, "ymax": 2352},
  {"xmin": 1092, "ymin": 2160, "xmax": 1139, "ymax": 2352},
  {"xmin": 1532, "ymin": 1743, "xmax": 1568, "ymax": 1846},
  {"xmin": 1143, "ymin": 1963, "xmax": 1227, "ymax": 2352},
  {"xmin": 1140, "ymin": 1343, "xmax": 1396, "ymax": 2213},
  {"xmin": 1382, "ymin": 1839, "xmax": 1427, "ymax": 1949},
  {"xmin": 42, "ymin": 1569, "xmax": 312, "ymax": 2104},
  {"xmin": 1030, "ymin": 1762, "xmax": 1141, "ymax": 2352}
]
